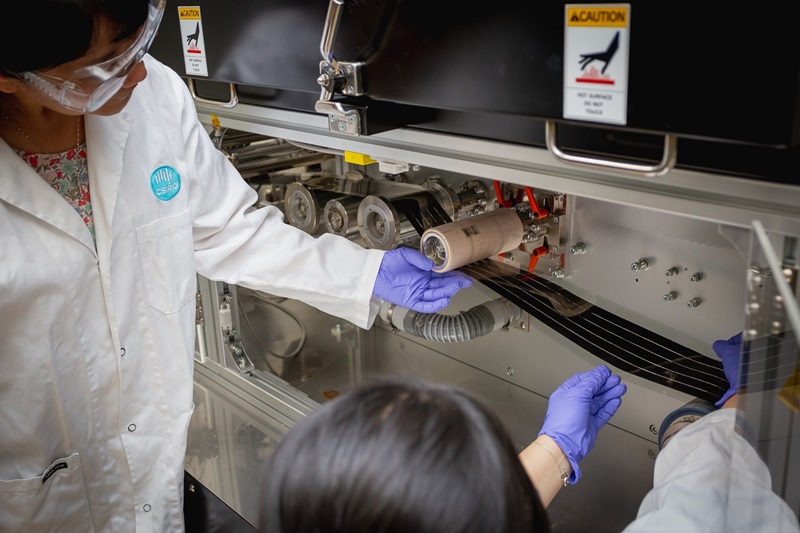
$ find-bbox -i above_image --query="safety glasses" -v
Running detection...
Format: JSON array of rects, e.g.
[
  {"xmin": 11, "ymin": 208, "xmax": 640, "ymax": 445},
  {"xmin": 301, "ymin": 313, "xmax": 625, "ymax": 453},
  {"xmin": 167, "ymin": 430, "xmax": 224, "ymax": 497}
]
[{"xmin": 19, "ymin": 0, "xmax": 165, "ymax": 112}]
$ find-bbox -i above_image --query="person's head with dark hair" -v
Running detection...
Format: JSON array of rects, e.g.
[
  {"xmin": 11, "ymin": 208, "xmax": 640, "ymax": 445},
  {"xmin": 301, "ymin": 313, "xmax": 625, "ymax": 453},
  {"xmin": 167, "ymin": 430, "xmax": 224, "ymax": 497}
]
[
  {"xmin": 0, "ymin": 1, "xmax": 152, "ymax": 76},
  {"xmin": 0, "ymin": 0, "xmax": 163, "ymax": 130},
  {"xmin": 259, "ymin": 377, "xmax": 551, "ymax": 533}
]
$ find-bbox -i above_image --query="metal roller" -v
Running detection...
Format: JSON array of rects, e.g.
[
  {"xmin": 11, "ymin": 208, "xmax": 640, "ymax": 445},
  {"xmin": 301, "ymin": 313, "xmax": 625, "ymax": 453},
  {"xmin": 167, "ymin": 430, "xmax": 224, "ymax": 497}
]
[
  {"xmin": 324, "ymin": 197, "xmax": 361, "ymax": 237},
  {"xmin": 420, "ymin": 208, "xmax": 525, "ymax": 272},
  {"xmin": 357, "ymin": 195, "xmax": 418, "ymax": 250},
  {"xmin": 284, "ymin": 182, "xmax": 334, "ymax": 235}
]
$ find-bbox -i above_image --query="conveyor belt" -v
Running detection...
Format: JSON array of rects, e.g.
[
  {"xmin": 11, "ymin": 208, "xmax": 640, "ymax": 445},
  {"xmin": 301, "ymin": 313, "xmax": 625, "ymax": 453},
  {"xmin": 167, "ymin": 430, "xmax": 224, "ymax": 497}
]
[{"xmin": 463, "ymin": 259, "xmax": 729, "ymax": 403}]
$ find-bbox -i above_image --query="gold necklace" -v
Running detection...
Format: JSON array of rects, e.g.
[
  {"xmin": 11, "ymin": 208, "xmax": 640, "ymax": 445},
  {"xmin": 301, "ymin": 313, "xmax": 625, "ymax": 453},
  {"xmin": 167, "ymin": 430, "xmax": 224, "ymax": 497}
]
[{"xmin": 0, "ymin": 109, "xmax": 82, "ymax": 153}]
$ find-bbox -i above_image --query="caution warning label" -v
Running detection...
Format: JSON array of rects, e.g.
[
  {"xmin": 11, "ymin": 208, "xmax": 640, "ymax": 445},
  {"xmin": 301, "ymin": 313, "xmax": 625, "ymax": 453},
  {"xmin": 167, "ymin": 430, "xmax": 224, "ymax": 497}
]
[
  {"xmin": 178, "ymin": 7, "xmax": 201, "ymax": 19},
  {"xmin": 567, "ymin": 7, "xmax": 628, "ymax": 27},
  {"xmin": 563, "ymin": 4, "xmax": 630, "ymax": 125},
  {"xmin": 178, "ymin": 5, "xmax": 208, "ymax": 77}
]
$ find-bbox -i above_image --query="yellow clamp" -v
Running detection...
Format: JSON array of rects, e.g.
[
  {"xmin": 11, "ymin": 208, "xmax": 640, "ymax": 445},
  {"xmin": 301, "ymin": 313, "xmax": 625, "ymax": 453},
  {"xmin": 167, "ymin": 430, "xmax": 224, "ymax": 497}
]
[
  {"xmin": 210, "ymin": 113, "xmax": 221, "ymax": 130},
  {"xmin": 344, "ymin": 151, "xmax": 377, "ymax": 166}
]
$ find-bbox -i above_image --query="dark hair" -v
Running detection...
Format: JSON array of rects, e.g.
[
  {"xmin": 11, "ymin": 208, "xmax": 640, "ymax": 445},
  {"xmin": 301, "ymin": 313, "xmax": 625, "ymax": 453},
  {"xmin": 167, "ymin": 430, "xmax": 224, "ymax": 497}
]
[
  {"xmin": 259, "ymin": 377, "xmax": 550, "ymax": 533},
  {"xmin": 0, "ymin": 1, "xmax": 150, "ymax": 74}
]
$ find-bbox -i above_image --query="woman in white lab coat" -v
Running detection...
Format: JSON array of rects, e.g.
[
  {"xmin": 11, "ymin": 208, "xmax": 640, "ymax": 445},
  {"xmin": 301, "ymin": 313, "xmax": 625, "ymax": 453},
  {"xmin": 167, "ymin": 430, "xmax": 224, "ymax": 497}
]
[{"xmin": 0, "ymin": 1, "xmax": 471, "ymax": 531}]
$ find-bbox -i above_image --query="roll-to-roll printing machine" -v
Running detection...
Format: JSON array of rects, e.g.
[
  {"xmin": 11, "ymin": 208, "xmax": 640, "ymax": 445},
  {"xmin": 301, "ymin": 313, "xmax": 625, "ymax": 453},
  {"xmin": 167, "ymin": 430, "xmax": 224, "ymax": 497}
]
[{"xmin": 150, "ymin": 2, "xmax": 800, "ymax": 530}]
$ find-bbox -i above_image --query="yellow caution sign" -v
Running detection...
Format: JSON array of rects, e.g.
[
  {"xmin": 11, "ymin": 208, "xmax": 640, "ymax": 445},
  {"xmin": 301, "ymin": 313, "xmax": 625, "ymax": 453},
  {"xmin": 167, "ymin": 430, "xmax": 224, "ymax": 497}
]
[
  {"xmin": 567, "ymin": 6, "xmax": 628, "ymax": 27},
  {"xmin": 178, "ymin": 6, "xmax": 201, "ymax": 20},
  {"xmin": 563, "ymin": 4, "xmax": 630, "ymax": 125},
  {"xmin": 178, "ymin": 5, "xmax": 207, "ymax": 76}
]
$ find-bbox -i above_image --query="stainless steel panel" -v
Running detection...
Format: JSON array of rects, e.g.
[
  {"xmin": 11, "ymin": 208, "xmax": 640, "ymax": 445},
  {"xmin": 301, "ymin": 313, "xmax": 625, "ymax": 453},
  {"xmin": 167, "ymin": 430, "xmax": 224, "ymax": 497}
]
[{"xmin": 192, "ymin": 291, "xmax": 661, "ymax": 531}]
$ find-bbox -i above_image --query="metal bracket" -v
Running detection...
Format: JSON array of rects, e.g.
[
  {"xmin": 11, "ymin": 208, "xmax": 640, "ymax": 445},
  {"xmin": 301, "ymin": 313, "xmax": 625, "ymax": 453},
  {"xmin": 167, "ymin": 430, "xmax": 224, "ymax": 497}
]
[
  {"xmin": 226, "ymin": 341, "xmax": 255, "ymax": 374},
  {"xmin": 317, "ymin": 60, "xmax": 364, "ymax": 98},
  {"xmin": 315, "ymin": 99, "xmax": 366, "ymax": 136},
  {"xmin": 314, "ymin": 0, "xmax": 367, "ymax": 135}
]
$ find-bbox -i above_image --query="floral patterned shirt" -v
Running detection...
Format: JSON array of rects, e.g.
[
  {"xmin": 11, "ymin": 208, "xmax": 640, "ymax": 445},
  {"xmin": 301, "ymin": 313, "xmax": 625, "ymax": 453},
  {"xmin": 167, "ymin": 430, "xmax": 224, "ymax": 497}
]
[{"xmin": 15, "ymin": 143, "xmax": 94, "ymax": 244}]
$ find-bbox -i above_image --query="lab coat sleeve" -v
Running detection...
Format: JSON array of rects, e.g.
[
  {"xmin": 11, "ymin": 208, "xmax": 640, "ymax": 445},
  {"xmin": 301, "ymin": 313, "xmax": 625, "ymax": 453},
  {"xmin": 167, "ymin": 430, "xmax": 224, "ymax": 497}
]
[
  {"xmin": 153, "ymin": 58, "xmax": 385, "ymax": 329},
  {"xmin": 621, "ymin": 408, "xmax": 800, "ymax": 533}
]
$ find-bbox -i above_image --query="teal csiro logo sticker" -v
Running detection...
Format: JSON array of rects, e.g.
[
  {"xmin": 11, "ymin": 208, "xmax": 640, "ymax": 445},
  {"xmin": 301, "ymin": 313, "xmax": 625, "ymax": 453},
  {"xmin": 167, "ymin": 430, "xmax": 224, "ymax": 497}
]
[{"xmin": 150, "ymin": 166, "xmax": 181, "ymax": 201}]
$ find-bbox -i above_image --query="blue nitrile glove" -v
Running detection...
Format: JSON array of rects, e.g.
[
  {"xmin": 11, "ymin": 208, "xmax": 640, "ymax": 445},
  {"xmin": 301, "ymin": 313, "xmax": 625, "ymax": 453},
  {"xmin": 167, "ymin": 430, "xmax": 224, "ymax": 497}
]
[
  {"xmin": 373, "ymin": 247, "xmax": 474, "ymax": 313},
  {"xmin": 538, "ymin": 365, "xmax": 627, "ymax": 483},
  {"xmin": 712, "ymin": 332, "xmax": 743, "ymax": 408}
]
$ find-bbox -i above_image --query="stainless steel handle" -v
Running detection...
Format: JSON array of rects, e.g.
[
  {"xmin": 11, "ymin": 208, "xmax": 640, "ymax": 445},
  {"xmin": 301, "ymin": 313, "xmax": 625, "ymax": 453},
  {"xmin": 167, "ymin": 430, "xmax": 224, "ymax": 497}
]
[
  {"xmin": 320, "ymin": 0, "xmax": 345, "ymax": 74},
  {"xmin": 545, "ymin": 121, "xmax": 677, "ymax": 177},
  {"xmin": 187, "ymin": 79, "xmax": 239, "ymax": 109}
]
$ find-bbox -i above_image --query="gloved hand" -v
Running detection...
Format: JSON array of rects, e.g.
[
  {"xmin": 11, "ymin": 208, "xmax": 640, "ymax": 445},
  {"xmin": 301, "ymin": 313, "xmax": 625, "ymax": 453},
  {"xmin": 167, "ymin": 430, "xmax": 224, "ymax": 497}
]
[
  {"xmin": 712, "ymin": 332, "xmax": 743, "ymax": 407},
  {"xmin": 373, "ymin": 247, "xmax": 474, "ymax": 314},
  {"xmin": 538, "ymin": 365, "xmax": 627, "ymax": 483}
]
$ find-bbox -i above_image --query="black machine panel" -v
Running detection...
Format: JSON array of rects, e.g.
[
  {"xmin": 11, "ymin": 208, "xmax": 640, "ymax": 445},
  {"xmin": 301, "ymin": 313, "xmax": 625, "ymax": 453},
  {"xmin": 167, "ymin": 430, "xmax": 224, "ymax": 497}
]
[{"xmin": 149, "ymin": 1, "xmax": 800, "ymax": 182}]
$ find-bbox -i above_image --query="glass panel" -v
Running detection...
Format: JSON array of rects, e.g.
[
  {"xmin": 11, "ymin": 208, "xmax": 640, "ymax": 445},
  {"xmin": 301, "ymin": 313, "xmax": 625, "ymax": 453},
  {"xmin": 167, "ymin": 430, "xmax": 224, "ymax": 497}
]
[{"xmin": 736, "ymin": 221, "xmax": 800, "ymax": 522}]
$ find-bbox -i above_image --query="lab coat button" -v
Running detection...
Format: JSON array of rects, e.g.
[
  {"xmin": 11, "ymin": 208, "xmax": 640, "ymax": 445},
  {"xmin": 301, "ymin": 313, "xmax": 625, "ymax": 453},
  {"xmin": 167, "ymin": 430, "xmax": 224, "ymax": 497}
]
[
  {"xmin": 127, "ymin": 423, "xmax": 137, "ymax": 432},
  {"xmin": 143, "ymin": 503, "xmax": 151, "ymax": 512},
  {"xmin": 120, "ymin": 347, "xmax": 126, "ymax": 357}
]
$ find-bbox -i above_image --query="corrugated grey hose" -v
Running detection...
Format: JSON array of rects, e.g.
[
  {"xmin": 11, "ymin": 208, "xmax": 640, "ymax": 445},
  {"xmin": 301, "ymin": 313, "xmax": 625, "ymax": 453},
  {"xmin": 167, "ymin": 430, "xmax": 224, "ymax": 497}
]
[{"xmin": 379, "ymin": 298, "xmax": 522, "ymax": 343}]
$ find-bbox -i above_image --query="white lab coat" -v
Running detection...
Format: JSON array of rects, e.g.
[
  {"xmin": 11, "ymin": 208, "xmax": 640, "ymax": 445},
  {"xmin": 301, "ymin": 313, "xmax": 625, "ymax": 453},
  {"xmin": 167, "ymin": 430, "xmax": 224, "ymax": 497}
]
[
  {"xmin": 0, "ymin": 55, "xmax": 384, "ymax": 532},
  {"xmin": 622, "ymin": 408, "xmax": 800, "ymax": 533}
]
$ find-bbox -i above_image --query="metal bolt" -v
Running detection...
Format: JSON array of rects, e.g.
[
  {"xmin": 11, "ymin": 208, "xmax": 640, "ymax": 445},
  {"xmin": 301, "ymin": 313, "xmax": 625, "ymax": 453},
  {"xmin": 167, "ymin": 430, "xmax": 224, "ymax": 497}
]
[
  {"xmin": 662, "ymin": 291, "xmax": 677, "ymax": 302},
  {"xmin": 552, "ymin": 216, "xmax": 559, "ymax": 223},
  {"xmin": 649, "ymin": 425, "xmax": 658, "ymax": 434},
  {"xmin": 550, "ymin": 267, "xmax": 566, "ymax": 279},
  {"xmin": 570, "ymin": 242, "xmax": 587, "ymax": 255},
  {"xmin": 189, "ymin": 484, "xmax": 196, "ymax": 493},
  {"xmin": 507, "ymin": 367, "xmax": 515, "ymax": 376},
  {"xmin": 631, "ymin": 258, "xmax": 650, "ymax": 272},
  {"xmin": 686, "ymin": 297, "xmax": 702, "ymax": 308},
  {"xmin": 689, "ymin": 272, "xmax": 703, "ymax": 282},
  {"xmin": 329, "ymin": 212, "xmax": 343, "ymax": 230},
  {"xmin": 665, "ymin": 267, "xmax": 679, "ymax": 277},
  {"xmin": 648, "ymin": 449, "xmax": 657, "ymax": 459},
  {"xmin": 551, "ymin": 246, "xmax": 559, "ymax": 254},
  {"xmin": 316, "ymin": 73, "xmax": 332, "ymax": 86}
]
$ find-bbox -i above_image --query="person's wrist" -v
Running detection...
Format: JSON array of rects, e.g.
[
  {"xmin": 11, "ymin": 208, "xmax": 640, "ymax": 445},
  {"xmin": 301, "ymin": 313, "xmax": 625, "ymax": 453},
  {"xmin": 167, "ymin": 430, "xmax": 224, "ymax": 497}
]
[
  {"xmin": 538, "ymin": 433, "xmax": 580, "ymax": 483},
  {"xmin": 535, "ymin": 435, "xmax": 570, "ymax": 470},
  {"xmin": 721, "ymin": 393, "xmax": 738, "ymax": 409},
  {"xmin": 715, "ymin": 387, "xmax": 739, "ymax": 408}
]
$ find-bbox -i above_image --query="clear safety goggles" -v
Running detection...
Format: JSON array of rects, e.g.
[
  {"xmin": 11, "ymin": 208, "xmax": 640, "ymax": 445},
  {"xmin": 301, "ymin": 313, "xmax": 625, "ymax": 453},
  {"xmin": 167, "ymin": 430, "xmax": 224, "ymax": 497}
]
[{"xmin": 19, "ymin": 0, "xmax": 165, "ymax": 112}]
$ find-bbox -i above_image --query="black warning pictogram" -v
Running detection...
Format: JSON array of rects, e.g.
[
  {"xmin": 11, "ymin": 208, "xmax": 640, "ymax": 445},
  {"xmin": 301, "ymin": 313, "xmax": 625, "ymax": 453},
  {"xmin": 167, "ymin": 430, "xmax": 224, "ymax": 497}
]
[
  {"xmin": 578, "ymin": 31, "xmax": 619, "ymax": 74},
  {"xmin": 186, "ymin": 22, "xmax": 200, "ymax": 47}
]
